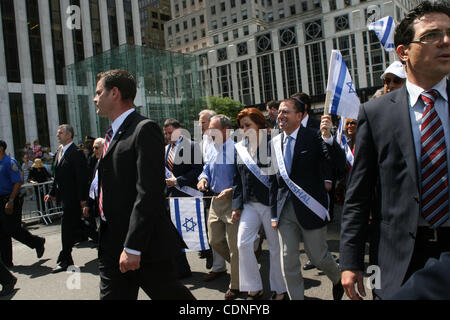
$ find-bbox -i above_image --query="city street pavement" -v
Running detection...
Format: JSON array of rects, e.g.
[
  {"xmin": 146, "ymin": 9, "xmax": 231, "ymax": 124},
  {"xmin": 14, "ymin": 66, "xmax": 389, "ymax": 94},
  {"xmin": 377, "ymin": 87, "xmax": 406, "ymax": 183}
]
[{"xmin": 2, "ymin": 206, "xmax": 372, "ymax": 301}]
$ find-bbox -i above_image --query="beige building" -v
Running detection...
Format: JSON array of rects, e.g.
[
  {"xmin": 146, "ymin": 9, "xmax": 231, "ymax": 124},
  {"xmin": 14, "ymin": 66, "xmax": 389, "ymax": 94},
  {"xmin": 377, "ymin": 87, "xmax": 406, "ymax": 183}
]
[{"xmin": 139, "ymin": 0, "xmax": 171, "ymax": 49}]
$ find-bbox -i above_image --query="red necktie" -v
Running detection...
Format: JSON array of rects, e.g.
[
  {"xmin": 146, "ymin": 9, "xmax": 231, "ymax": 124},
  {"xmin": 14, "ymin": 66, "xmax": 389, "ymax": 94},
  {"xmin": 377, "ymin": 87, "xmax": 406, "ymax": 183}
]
[
  {"xmin": 420, "ymin": 90, "xmax": 449, "ymax": 228},
  {"xmin": 99, "ymin": 126, "xmax": 113, "ymax": 221}
]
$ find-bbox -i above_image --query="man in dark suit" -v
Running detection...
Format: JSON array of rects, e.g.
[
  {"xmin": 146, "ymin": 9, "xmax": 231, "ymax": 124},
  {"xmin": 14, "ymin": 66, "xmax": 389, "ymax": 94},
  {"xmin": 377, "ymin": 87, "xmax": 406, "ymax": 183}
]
[
  {"xmin": 340, "ymin": 1, "xmax": 450, "ymax": 300},
  {"xmin": 45, "ymin": 125, "xmax": 89, "ymax": 273},
  {"xmin": 93, "ymin": 69, "xmax": 195, "ymax": 300},
  {"xmin": 163, "ymin": 118, "xmax": 203, "ymax": 279},
  {"xmin": 269, "ymin": 98, "xmax": 346, "ymax": 300}
]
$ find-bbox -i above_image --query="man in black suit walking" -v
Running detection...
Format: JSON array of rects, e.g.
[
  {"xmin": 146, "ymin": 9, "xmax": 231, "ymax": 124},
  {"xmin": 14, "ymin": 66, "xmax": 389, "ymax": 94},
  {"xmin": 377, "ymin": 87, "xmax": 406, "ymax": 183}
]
[
  {"xmin": 340, "ymin": 1, "xmax": 450, "ymax": 300},
  {"xmin": 45, "ymin": 125, "xmax": 89, "ymax": 273},
  {"xmin": 93, "ymin": 69, "xmax": 195, "ymax": 300}
]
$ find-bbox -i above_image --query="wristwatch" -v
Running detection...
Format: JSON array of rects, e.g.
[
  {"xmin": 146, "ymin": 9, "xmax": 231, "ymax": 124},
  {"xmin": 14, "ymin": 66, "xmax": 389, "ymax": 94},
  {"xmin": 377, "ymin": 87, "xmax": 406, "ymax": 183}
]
[
  {"xmin": 8, "ymin": 198, "xmax": 14, "ymax": 204},
  {"xmin": 174, "ymin": 178, "xmax": 178, "ymax": 186}
]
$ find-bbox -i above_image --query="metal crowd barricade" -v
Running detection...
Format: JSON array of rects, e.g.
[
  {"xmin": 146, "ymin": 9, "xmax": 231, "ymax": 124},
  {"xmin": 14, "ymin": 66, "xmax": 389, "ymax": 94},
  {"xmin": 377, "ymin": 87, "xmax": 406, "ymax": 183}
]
[{"xmin": 21, "ymin": 181, "xmax": 63, "ymax": 225}]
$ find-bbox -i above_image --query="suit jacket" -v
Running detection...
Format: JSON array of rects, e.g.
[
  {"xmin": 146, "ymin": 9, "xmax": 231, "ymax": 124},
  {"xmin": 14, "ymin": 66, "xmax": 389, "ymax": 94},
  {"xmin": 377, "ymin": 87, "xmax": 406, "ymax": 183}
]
[
  {"xmin": 306, "ymin": 115, "xmax": 320, "ymax": 130},
  {"xmin": 165, "ymin": 137, "xmax": 203, "ymax": 197},
  {"xmin": 50, "ymin": 143, "xmax": 88, "ymax": 209},
  {"xmin": 233, "ymin": 138, "xmax": 273, "ymax": 209},
  {"xmin": 98, "ymin": 111, "xmax": 185, "ymax": 263},
  {"xmin": 269, "ymin": 126, "xmax": 345, "ymax": 230},
  {"xmin": 339, "ymin": 83, "xmax": 450, "ymax": 299}
]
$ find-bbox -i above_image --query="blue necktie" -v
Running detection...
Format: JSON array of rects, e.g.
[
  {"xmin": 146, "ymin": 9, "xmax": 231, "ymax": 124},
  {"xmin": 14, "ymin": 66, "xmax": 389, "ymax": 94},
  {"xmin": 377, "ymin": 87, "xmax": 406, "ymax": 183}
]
[{"xmin": 284, "ymin": 135, "xmax": 293, "ymax": 175}]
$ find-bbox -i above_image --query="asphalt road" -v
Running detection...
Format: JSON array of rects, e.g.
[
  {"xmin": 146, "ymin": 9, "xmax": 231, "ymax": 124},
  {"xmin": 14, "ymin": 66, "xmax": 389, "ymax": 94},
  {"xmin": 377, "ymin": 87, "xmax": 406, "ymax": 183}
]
[{"xmin": 2, "ymin": 205, "xmax": 372, "ymax": 301}]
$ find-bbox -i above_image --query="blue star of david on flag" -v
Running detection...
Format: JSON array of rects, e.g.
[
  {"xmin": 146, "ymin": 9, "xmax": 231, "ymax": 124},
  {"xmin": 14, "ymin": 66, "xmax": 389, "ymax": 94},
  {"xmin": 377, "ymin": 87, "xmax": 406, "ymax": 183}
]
[
  {"xmin": 183, "ymin": 217, "xmax": 197, "ymax": 232},
  {"xmin": 346, "ymin": 81, "xmax": 356, "ymax": 94}
]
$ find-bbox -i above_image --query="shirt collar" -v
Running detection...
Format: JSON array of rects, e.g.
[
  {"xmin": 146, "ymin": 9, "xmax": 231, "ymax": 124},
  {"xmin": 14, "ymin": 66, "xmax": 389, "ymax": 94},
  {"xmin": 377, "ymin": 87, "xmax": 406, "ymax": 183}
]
[
  {"xmin": 301, "ymin": 114, "xmax": 309, "ymax": 127},
  {"xmin": 111, "ymin": 108, "xmax": 135, "ymax": 135},
  {"xmin": 284, "ymin": 125, "xmax": 300, "ymax": 142},
  {"xmin": 407, "ymin": 77, "xmax": 448, "ymax": 108},
  {"xmin": 62, "ymin": 141, "xmax": 73, "ymax": 154}
]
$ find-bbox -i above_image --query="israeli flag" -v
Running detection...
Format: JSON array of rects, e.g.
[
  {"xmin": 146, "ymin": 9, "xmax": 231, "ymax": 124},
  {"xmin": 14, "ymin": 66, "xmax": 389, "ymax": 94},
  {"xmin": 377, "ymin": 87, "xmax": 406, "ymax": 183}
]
[
  {"xmin": 169, "ymin": 198, "xmax": 210, "ymax": 252},
  {"xmin": 325, "ymin": 50, "xmax": 360, "ymax": 120},
  {"xmin": 336, "ymin": 117, "xmax": 354, "ymax": 167},
  {"xmin": 368, "ymin": 16, "xmax": 396, "ymax": 52}
]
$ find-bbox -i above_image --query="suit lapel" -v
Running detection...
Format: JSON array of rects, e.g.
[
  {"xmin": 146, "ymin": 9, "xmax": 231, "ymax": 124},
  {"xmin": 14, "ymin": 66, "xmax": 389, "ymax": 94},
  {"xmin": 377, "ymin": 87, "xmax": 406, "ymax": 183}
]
[
  {"xmin": 391, "ymin": 86, "xmax": 419, "ymax": 191},
  {"xmin": 103, "ymin": 111, "xmax": 137, "ymax": 159},
  {"xmin": 292, "ymin": 126, "xmax": 306, "ymax": 168}
]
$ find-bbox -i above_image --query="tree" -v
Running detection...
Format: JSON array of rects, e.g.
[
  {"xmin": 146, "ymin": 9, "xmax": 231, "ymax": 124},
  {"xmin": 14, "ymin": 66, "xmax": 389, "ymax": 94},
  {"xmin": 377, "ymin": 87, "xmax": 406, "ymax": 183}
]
[{"xmin": 202, "ymin": 96, "xmax": 245, "ymax": 126}]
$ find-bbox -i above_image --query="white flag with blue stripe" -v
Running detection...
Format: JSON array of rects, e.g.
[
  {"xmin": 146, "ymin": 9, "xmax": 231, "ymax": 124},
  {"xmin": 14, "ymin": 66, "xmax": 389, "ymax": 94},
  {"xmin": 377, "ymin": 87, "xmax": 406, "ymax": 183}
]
[
  {"xmin": 325, "ymin": 50, "xmax": 360, "ymax": 120},
  {"xmin": 368, "ymin": 16, "xmax": 396, "ymax": 52},
  {"xmin": 336, "ymin": 117, "xmax": 354, "ymax": 167},
  {"xmin": 169, "ymin": 198, "xmax": 210, "ymax": 252}
]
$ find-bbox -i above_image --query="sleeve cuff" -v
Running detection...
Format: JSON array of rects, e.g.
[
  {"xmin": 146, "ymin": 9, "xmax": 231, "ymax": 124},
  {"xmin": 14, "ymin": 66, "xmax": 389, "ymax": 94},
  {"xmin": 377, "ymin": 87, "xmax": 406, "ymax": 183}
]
[
  {"xmin": 124, "ymin": 247, "xmax": 141, "ymax": 256},
  {"xmin": 322, "ymin": 135, "xmax": 334, "ymax": 145}
]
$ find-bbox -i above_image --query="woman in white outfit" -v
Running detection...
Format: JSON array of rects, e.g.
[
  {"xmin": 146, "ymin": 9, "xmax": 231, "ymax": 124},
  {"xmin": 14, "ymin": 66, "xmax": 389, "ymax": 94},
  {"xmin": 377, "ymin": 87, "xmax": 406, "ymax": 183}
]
[{"xmin": 232, "ymin": 108, "xmax": 287, "ymax": 300}]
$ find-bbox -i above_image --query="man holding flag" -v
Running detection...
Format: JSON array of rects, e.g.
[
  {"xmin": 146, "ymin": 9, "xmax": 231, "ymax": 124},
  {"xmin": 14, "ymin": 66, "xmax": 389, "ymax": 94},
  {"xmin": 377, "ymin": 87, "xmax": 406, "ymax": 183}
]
[{"xmin": 269, "ymin": 98, "xmax": 346, "ymax": 300}]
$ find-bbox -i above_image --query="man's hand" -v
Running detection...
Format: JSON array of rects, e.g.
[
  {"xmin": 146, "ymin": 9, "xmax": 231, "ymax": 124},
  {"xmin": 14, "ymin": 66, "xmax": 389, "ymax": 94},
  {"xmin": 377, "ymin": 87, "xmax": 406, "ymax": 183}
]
[
  {"xmin": 197, "ymin": 178, "xmax": 208, "ymax": 192},
  {"xmin": 324, "ymin": 181, "xmax": 332, "ymax": 192},
  {"xmin": 320, "ymin": 114, "xmax": 333, "ymax": 139},
  {"xmin": 44, "ymin": 194, "xmax": 55, "ymax": 203},
  {"xmin": 231, "ymin": 209, "xmax": 241, "ymax": 223},
  {"xmin": 165, "ymin": 177, "xmax": 177, "ymax": 188},
  {"xmin": 341, "ymin": 270, "xmax": 366, "ymax": 300},
  {"xmin": 119, "ymin": 250, "xmax": 141, "ymax": 273},
  {"xmin": 82, "ymin": 206, "xmax": 90, "ymax": 218},
  {"xmin": 272, "ymin": 221, "xmax": 278, "ymax": 231},
  {"xmin": 5, "ymin": 201, "xmax": 14, "ymax": 215},
  {"xmin": 216, "ymin": 188, "xmax": 232, "ymax": 200}
]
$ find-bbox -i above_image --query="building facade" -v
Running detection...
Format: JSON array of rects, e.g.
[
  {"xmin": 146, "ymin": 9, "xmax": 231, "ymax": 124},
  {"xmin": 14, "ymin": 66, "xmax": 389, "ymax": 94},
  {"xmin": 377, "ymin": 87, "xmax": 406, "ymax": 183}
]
[
  {"xmin": 0, "ymin": 0, "xmax": 142, "ymax": 158},
  {"xmin": 165, "ymin": 0, "xmax": 420, "ymax": 108},
  {"xmin": 139, "ymin": 0, "xmax": 171, "ymax": 49}
]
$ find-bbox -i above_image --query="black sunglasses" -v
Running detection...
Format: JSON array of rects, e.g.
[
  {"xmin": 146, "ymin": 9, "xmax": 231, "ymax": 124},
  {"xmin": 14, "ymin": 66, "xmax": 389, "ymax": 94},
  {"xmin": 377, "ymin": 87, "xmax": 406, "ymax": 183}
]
[
  {"xmin": 346, "ymin": 121, "xmax": 357, "ymax": 126},
  {"xmin": 384, "ymin": 77, "xmax": 404, "ymax": 85}
]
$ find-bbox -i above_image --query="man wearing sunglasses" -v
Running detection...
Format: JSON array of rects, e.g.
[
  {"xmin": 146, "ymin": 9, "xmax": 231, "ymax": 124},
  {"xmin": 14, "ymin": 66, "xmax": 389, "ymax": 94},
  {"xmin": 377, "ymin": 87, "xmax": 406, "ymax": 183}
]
[
  {"xmin": 340, "ymin": 1, "xmax": 450, "ymax": 300},
  {"xmin": 381, "ymin": 61, "xmax": 406, "ymax": 94}
]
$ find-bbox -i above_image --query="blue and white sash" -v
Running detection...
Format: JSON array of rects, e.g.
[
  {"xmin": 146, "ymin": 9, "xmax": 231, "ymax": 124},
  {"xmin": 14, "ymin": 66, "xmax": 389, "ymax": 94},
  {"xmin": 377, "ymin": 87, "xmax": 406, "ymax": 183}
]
[
  {"xmin": 89, "ymin": 170, "xmax": 98, "ymax": 200},
  {"xmin": 272, "ymin": 134, "xmax": 329, "ymax": 221},
  {"xmin": 234, "ymin": 141, "xmax": 270, "ymax": 188},
  {"xmin": 165, "ymin": 167, "xmax": 204, "ymax": 197}
]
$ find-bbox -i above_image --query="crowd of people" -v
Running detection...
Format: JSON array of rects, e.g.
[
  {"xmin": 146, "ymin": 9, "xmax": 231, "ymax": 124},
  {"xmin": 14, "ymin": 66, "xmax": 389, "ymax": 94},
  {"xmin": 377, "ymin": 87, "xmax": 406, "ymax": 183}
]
[{"xmin": 1, "ymin": 1, "xmax": 449, "ymax": 300}]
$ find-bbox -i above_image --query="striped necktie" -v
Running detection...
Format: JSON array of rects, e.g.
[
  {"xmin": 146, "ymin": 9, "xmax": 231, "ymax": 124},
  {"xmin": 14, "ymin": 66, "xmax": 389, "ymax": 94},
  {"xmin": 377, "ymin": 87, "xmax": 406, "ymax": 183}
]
[
  {"xmin": 167, "ymin": 143, "xmax": 176, "ymax": 172},
  {"xmin": 420, "ymin": 90, "xmax": 449, "ymax": 228},
  {"xmin": 99, "ymin": 126, "xmax": 113, "ymax": 221}
]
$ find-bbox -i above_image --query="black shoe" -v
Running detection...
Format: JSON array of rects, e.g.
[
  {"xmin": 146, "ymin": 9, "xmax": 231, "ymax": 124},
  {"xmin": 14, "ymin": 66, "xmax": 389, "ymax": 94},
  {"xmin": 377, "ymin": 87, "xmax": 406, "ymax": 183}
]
[
  {"xmin": 332, "ymin": 282, "xmax": 344, "ymax": 301},
  {"xmin": 36, "ymin": 238, "xmax": 45, "ymax": 259},
  {"xmin": 0, "ymin": 277, "xmax": 17, "ymax": 297},
  {"xmin": 206, "ymin": 252, "xmax": 213, "ymax": 269},
  {"xmin": 52, "ymin": 262, "xmax": 71, "ymax": 274},
  {"xmin": 303, "ymin": 260, "xmax": 316, "ymax": 271}
]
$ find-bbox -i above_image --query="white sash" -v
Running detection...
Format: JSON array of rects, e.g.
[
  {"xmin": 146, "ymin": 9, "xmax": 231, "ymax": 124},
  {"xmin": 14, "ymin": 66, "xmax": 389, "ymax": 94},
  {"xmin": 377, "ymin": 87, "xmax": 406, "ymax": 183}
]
[
  {"xmin": 165, "ymin": 168, "xmax": 203, "ymax": 197},
  {"xmin": 89, "ymin": 170, "xmax": 98, "ymax": 200},
  {"xmin": 272, "ymin": 134, "xmax": 329, "ymax": 221},
  {"xmin": 234, "ymin": 141, "xmax": 270, "ymax": 188}
]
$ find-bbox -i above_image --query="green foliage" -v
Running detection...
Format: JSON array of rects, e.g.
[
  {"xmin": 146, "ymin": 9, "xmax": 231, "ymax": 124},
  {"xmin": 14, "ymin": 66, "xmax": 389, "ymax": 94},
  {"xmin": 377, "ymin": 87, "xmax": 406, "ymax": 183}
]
[{"xmin": 203, "ymin": 96, "xmax": 245, "ymax": 125}]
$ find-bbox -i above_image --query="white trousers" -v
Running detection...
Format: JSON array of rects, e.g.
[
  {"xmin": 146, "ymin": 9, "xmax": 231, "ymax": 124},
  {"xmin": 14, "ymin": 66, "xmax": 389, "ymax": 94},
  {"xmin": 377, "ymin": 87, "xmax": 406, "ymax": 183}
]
[{"xmin": 237, "ymin": 201, "xmax": 287, "ymax": 294}]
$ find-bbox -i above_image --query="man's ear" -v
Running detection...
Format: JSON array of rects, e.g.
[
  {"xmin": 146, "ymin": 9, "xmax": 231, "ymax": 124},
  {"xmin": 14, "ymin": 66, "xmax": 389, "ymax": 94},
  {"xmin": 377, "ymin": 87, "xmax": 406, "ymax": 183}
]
[{"xmin": 396, "ymin": 44, "xmax": 409, "ymax": 64}]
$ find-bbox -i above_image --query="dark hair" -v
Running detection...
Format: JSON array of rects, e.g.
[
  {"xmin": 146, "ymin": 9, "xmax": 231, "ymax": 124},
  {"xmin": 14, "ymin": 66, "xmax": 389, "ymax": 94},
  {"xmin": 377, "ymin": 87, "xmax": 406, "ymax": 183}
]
[
  {"xmin": 236, "ymin": 107, "xmax": 267, "ymax": 129},
  {"xmin": 290, "ymin": 92, "xmax": 311, "ymax": 113},
  {"xmin": 97, "ymin": 69, "xmax": 137, "ymax": 101},
  {"xmin": 283, "ymin": 98, "xmax": 306, "ymax": 114},
  {"xmin": 163, "ymin": 118, "xmax": 182, "ymax": 129},
  {"xmin": 394, "ymin": 1, "xmax": 450, "ymax": 48},
  {"xmin": 266, "ymin": 100, "xmax": 280, "ymax": 110},
  {"xmin": 0, "ymin": 140, "xmax": 7, "ymax": 150}
]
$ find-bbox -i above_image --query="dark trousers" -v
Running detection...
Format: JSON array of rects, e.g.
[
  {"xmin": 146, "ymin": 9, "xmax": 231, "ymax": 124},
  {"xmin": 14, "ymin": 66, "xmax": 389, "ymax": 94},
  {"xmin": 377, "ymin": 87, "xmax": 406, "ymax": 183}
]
[
  {"xmin": 98, "ymin": 222, "xmax": 195, "ymax": 300},
  {"xmin": 0, "ymin": 255, "xmax": 15, "ymax": 286},
  {"xmin": 0, "ymin": 196, "xmax": 42, "ymax": 265},
  {"xmin": 403, "ymin": 227, "xmax": 450, "ymax": 284},
  {"xmin": 58, "ymin": 205, "xmax": 82, "ymax": 264}
]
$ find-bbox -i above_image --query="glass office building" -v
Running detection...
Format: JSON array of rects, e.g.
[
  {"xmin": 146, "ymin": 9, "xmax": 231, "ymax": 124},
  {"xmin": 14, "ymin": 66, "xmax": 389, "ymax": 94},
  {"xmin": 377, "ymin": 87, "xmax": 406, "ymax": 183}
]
[{"xmin": 64, "ymin": 44, "xmax": 205, "ymax": 140}]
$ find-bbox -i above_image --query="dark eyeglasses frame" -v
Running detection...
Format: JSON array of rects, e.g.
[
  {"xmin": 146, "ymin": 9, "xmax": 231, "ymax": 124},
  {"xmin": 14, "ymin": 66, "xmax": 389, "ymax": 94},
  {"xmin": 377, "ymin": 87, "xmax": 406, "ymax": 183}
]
[
  {"xmin": 410, "ymin": 29, "xmax": 450, "ymax": 44},
  {"xmin": 346, "ymin": 121, "xmax": 357, "ymax": 126}
]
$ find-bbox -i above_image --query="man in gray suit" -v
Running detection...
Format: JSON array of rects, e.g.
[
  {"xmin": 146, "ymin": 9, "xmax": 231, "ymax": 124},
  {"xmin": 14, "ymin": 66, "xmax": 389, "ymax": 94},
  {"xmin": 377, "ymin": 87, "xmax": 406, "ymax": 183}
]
[{"xmin": 340, "ymin": 1, "xmax": 450, "ymax": 300}]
